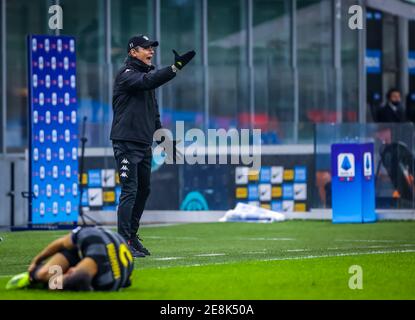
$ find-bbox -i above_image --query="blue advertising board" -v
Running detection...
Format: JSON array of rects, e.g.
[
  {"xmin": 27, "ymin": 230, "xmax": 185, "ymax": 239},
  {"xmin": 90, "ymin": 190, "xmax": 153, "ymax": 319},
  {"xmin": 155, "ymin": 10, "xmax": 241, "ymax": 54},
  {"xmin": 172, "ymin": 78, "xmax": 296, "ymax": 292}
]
[
  {"xmin": 331, "ymin": 143, "xmax": 376, "ymax": 224},
  {"xmin": 28, "ymin": 35, "xmax": 79, "ymax": 224}
]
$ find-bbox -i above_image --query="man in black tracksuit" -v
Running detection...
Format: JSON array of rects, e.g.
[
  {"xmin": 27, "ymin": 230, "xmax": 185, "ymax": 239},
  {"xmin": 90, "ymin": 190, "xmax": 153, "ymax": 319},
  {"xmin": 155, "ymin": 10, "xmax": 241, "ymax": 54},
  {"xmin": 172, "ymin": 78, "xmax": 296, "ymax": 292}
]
[{"xmin": 110, "ymin": 35, "xmax": 195, "ymax": 257}]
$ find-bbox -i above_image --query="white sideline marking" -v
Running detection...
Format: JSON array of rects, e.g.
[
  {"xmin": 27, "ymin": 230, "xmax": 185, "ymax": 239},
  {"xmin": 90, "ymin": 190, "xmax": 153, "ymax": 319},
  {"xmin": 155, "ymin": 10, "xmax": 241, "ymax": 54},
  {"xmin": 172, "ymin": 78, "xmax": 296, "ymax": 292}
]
[
  {"xmin": 2, "ymin": 249, "xmax": 415, "ymax": 277},
  {"xmin": 153, "ymin": 249, "xmax": 415, "ymax": 269},
  {"xmin": 358, "ymin": 244, "xmax": 415, "ymax": 249},
  {"xmin": 244, "ymin": 238, "xmax": 295, "ymax": 241},
  {"xmin": 283, "ymin": 244, "xmax": 415, "ymax": 252},
  {"xmin": 263, "ymin": 249, "xmax": 415, "ymax": 262},
  {"xmin": 355, "ymin": 245, "xmax": 393, "ymax": 249},
  {"xmin": 326, "ymin": 244, "xmax": 415, "ymax": 250},
  {"xmin": 145, "ymin": 236, "xmax": 199, "ymax": 240},
  {"xmin": 246, "ymin": 251, "xmax": 267, "ymax": 254},
  {"xmin": 142, "ymin": 223, "xmax": 180, "ymax": 228},
  {"xmin": 195, "ymin": 253, "xmax": 226, "ymax": 257},
  {"xmin": 174, "ymin": 237, "xmax": 199, "ymax": 240},
  {"xmin": 336, "ymin": 240, "xmax": 401, "ymax": 243}
]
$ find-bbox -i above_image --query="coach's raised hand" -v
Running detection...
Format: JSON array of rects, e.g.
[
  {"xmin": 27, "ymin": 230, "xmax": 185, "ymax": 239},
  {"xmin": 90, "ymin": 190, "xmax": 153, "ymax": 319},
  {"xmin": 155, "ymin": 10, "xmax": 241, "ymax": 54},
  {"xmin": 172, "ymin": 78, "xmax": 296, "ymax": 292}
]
[{"xmin": 172, "ymin": 49, "xmax": 196, "ymax": 70}]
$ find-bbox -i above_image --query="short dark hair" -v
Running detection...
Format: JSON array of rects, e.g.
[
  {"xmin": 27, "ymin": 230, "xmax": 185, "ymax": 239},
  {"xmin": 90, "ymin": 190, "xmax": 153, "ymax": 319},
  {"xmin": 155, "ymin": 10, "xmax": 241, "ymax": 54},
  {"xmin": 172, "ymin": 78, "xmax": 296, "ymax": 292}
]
[
  {"xmin": 386, "ymin": 88, "xmax": 401, "ymax": 100},
  {"xmin": 63, "ymin": 271, "xmax": 93, "ymax": 291}
]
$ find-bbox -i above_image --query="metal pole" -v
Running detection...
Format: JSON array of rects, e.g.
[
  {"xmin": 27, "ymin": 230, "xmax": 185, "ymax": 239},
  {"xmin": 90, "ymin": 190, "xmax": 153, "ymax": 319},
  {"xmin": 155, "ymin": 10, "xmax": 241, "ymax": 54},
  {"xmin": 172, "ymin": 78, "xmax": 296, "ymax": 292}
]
[
  {"xmin": 334, "ymin": 0, "xmax": 343, "ymax": 123},
  {"xmin": 398, "ymin": 17, "xmax": 409, "ymax": 99},
  {"xmin": 154, "ymin": 0, "xmax": 162, "ymax": 114},
  {"xmin": 358, "ymin": 0, "xmax": 367, "ymax": 124},
  {"xmin": 1, "ymin": 0, "xmax": 6, "ymax": 154},
  {"xmin": 247, "ymin": 0, "xmax": 254, "ymax": 131},
  {"xmin": 10, "ymin": 162, "xmax": 15, "ymax": 227},
  {"xmin": 105, "ymin": 0, "xmax": 112, "ymax": 73},
  {"xmin": 105, "ymin": 0, "xmax": 112, "ymax": 126},
  {"xmin": 292, "ymin": 0, "xmax": 299, "ymax": 142},
  {"xmin": 202, "ymin": 0, "xmax": 209, "ymax": 132}
]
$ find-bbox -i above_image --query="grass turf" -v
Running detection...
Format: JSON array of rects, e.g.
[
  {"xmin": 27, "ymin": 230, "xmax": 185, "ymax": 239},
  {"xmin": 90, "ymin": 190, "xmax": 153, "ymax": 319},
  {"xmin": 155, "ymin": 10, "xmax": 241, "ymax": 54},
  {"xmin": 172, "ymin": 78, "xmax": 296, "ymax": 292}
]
[{"xmin": 0, "ymin": 221, "xmax": 414, "ymax": 299}]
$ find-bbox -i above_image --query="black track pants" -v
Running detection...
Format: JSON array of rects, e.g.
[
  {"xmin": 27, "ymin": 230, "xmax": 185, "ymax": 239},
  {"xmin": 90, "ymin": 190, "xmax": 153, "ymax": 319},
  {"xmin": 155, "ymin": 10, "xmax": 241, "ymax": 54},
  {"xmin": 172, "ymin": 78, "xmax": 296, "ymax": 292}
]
[{"xmin": 113, "ymin": 140, "xmax": 152, "ymax": 242}]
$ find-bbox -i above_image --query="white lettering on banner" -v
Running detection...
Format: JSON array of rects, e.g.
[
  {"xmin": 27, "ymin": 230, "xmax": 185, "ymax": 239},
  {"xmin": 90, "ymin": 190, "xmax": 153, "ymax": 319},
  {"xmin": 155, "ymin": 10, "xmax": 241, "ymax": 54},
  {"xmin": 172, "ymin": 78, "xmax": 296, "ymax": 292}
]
[{"xmin": 365, "ymin": 56, "xmax": 380, "ymax": 69}]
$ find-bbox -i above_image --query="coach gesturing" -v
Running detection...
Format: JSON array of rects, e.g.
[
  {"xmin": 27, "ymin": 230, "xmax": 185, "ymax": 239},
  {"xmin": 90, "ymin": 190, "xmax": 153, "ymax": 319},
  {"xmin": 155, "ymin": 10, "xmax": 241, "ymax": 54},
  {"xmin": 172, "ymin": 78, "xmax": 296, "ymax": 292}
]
[{"xmin": 110, "ymin": 35, "xmax": 195, "ymax": 258}]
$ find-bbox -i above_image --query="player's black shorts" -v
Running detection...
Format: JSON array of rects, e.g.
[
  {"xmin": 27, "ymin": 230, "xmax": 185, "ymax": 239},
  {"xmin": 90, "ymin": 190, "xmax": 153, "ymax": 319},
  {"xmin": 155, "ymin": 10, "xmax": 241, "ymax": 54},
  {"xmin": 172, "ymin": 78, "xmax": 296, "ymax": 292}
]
[{"xmin": 60, "ymin": 247, "xmax": 81, "ymax": 267}]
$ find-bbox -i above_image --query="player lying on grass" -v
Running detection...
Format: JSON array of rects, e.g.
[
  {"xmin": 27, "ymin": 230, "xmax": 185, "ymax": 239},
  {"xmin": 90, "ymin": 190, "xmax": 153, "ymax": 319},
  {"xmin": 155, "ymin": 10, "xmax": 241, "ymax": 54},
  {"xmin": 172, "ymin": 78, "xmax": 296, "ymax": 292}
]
[{"xmin": 6, "ymin": 226, "xmax": 134, "ymax": 291}]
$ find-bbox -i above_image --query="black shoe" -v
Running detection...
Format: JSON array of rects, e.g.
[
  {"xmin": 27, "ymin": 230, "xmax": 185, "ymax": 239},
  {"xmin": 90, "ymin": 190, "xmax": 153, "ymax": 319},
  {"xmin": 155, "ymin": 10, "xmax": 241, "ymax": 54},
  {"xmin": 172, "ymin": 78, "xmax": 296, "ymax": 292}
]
[
  {"xmin": 130, "ymin": 235, "xmax": 151, "ymax": 256},
  {"xmin": 128, "ymin": 244, "xmax": 146, "ymax": 258}
]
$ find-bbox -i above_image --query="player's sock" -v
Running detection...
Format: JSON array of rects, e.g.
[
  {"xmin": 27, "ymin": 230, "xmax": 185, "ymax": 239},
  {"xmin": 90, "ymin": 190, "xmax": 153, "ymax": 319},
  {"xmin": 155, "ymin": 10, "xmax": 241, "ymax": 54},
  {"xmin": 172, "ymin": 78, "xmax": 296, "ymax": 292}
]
[
  {"xmin": 27, "ymin": 265, "xmax": 49, "ymax": 289},
  {"xmin": 29, "ymin": 264, "xmax": 42, "ymax": 282}
]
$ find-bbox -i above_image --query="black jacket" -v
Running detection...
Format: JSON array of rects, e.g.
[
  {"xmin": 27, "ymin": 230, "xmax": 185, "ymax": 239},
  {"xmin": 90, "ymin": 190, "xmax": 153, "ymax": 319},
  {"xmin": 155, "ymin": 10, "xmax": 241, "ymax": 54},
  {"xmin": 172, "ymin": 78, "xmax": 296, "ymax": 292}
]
[
  {"xmin": 376, "ymin": 103, "xmax": 405, "ymax": 123},
  {"xmin": 406, "ymin": 94, "xmax": 415, "ymax": 123},
  {"xmin": 110, "ymin": 56, "xmax": 176, "ymax": 145}
]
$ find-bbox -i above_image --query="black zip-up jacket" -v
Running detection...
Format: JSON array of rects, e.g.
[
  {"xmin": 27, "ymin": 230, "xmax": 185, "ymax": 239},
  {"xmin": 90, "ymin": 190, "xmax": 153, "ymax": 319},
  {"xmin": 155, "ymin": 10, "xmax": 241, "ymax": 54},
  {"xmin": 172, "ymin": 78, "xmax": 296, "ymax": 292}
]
[{"xmin": 110, "ymin": 56, "xmax": 176, "ymax": 145}]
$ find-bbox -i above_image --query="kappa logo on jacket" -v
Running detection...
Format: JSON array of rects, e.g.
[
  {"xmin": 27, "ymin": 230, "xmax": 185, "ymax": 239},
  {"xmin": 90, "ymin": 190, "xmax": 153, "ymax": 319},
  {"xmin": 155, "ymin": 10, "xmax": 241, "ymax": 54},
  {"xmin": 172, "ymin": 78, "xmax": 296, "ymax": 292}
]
[
  {"xmin": 121, "ymin": 158, "xmax": 129, "ymax": 165},
  {"xmin": 120, "ymin": 165, "xmax": 129, "ymax": 171},
  {"xmin": 120, "ymin": 172, "xmax": 128, "ymax": 179}
]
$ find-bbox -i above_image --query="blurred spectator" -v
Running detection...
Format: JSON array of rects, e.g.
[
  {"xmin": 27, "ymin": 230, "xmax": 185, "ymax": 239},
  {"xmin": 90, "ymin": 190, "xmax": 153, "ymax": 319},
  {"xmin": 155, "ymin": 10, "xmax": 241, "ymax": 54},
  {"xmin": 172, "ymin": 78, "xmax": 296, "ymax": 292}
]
[
  {"xmin": 376, "ymin": 88, "xmax": 405, "ymax": 123},
  {"xmin": 406, "ymin": 93, "xmax": 415, "ymax": 123},
  {"xmin": 368, "ymin": 92, "xmax": 382, "ymax": 122}
]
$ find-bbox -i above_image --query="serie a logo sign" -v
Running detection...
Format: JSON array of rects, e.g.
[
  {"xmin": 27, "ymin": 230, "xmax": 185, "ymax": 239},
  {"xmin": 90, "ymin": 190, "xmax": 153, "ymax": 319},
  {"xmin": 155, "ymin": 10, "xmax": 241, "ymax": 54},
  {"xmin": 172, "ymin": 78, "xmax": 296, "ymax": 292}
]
[{"xmin": 337, "ymin": 153, "xmax": 355, "ymax": 182}]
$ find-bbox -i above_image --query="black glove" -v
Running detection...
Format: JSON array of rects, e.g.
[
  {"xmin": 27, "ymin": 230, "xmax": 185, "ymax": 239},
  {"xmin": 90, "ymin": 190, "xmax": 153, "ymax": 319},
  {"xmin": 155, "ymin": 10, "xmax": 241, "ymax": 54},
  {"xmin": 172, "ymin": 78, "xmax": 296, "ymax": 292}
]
[
  {"xmin": 173, "ymin": 49, "xmax": 196, "ymax": 70},
  {"xmin": 156, "ymin": 136, "xmax": 183, "ymax": 163}
]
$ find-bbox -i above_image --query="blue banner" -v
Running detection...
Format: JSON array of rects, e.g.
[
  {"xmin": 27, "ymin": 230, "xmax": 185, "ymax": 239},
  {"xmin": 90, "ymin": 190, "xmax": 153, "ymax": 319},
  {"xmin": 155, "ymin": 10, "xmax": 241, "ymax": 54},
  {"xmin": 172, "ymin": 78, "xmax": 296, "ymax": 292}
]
[
  {"xmin": 409, "ymin": 51, "xmax": 415, "ymax": 75},
  {"xmin": 366, "ymin": 49, "xmax": 382, "ymax": 74},
  {"xmin": 28, "ymin": 35, "xmax": 79, "ymax": 224}
]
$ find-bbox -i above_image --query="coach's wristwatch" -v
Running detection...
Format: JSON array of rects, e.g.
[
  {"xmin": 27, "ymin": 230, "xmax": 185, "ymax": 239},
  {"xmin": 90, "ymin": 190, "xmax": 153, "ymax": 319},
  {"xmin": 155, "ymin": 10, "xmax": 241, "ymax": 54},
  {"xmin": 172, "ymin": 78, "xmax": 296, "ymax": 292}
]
[{"xmin": 171, "ymin": 64, "xmax": 179, "ymax": 73}]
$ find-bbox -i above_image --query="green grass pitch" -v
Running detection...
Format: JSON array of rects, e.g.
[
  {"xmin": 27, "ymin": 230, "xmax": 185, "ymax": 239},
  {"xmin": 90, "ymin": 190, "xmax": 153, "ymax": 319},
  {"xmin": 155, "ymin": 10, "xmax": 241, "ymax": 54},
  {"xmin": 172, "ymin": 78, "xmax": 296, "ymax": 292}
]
[{"xmin": 0, "ymin": 221, "xmax": 414, "ymax": 300}]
